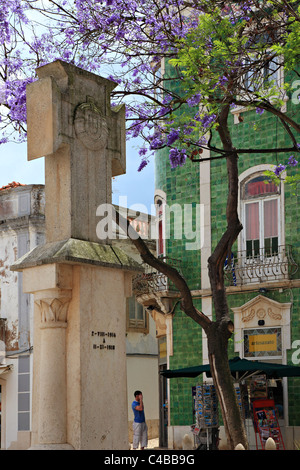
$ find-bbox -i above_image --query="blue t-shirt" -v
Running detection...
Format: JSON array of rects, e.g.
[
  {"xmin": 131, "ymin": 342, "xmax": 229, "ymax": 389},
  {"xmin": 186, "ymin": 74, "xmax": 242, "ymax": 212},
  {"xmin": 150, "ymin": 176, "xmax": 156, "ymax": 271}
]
[{"xmin": 132, "ymin": 400, "xmax": 145, "ymax": 423}]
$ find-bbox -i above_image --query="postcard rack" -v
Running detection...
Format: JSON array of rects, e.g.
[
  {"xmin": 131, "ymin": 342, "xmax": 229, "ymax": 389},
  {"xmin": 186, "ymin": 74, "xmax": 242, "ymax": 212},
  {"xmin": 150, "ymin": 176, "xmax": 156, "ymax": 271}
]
[
  {"xmin": 194, "ymin": 383, "xmax": 219, "ymax": 429},
  {"xmin": 252, "ymin": 399, "xmax": 285, "ymax": 450}
]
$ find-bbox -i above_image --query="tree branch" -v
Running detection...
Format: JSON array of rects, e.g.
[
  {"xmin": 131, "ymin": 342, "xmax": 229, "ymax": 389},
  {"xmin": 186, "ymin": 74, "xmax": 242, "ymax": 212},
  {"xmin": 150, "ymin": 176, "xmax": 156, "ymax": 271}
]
[{"xmin": 114, "ymin": 207, "xmax": 211, "ymax": 331}]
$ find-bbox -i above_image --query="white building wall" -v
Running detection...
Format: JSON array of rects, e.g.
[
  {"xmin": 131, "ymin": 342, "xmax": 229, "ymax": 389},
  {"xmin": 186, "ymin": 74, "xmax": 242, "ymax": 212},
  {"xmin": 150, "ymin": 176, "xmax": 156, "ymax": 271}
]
[
  {"xmin": 126, "ymin": 311, "xmax": 159, "ymax": 441},
  {"xmin": 0, "ymin": 184, "xmax": 44, "ymax": 449}
]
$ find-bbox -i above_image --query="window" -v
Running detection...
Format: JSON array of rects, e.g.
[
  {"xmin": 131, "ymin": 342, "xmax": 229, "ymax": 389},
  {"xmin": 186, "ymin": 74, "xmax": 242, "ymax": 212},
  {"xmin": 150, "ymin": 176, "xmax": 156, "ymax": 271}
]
[
  {"xmin": 154, "ymin": 190, "xmax": 167, "ymax": 258},
  {"xmin": 18, "ymin": 355, "xmax": 31, "ymax": 431},
  {"xmin": 126, "ymin": 296, "xmax": 148, "ymax": 333},
  {"xmin": 232, "ymin": 55, "xmax": 287, "ymax": 123},
  {"xmin": 241, "ymin": 175, "xmax": 280, "ymax": 258},
  {"xmin": 157, "ymin": 200, "xmax": 164, "ymax": 257},
  {"xmin": 244, "ymin": 57, "xmax": 283, "ymax": 93}
]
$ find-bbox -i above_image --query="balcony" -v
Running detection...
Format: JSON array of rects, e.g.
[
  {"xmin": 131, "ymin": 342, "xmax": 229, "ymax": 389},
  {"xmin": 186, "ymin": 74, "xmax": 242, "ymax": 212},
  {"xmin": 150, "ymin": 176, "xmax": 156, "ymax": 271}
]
[
  {"xmin": 132, "ymin": 258, "xmax": 182, "ymax": 313},
  {"xmin": 224, "ymin": 245, "xmax": 298, "ymax": 286},
  {"xmin": 133, "ymin": 257, "xmax": 183, "ymax": 296},
  {"xmin": 133, "ymin": 270, "xmax": 170, "ymax": 296}
]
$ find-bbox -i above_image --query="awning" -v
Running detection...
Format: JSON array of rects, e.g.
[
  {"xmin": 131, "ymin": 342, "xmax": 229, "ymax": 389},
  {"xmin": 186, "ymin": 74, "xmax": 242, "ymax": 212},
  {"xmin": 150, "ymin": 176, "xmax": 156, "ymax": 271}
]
[{"xmin": 161, "ymin": 356, "xmax": 300, "ymax": 379}]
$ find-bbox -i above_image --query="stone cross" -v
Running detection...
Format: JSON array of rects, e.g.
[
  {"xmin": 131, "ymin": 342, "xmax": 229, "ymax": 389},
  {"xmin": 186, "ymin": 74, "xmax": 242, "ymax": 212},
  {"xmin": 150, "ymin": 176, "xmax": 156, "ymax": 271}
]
[{"xmin": 26, "ymin": 60, "xmax": 126, "ymax": 244}]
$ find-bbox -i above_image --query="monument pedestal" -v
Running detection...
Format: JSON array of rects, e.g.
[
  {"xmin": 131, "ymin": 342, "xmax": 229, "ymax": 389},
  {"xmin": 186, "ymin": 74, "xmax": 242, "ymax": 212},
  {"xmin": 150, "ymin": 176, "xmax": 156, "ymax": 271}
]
[
  {"xmin": 13, "ymin": 241, "xmax": 141, "ymax": 449},
  {"xmin": 10, "ymin": 60, "xmax": 142, "ymax": 450},
  {"xmin": 29, "ymin": 444, "xmax": 74, "ymax": 450}
]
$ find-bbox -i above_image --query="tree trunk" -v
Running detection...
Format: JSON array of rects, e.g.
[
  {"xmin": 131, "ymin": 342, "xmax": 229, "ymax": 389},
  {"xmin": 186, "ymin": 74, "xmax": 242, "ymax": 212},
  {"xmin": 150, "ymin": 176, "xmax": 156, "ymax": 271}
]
[
  {"xmin": 206, "ymin": 323, "xmax": 248, "ymax": 449},
  {"xmin": 115, "ymin": 103, "xmax": 249, "ymax": 449},
  {"xmin": 204, "ymin": 104, "xmax": 248, "ymax": 449}
]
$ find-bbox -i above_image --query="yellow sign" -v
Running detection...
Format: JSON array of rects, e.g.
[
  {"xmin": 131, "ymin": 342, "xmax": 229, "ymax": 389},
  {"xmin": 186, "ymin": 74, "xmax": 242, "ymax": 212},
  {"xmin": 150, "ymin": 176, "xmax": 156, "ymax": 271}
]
[
  {"xmin": 159, "ymin": 340, "xmax": 167, "ymax": 358},
  {"xmin": 249, "ymin": 334, "xmax": 277, "ymax": 353}
]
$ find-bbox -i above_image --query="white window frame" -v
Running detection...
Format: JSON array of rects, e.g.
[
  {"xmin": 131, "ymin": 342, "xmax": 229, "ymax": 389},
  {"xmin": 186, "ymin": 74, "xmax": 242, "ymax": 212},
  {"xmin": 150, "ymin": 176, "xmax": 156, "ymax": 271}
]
[
  {"xmin": 238, "ymin": 165, "xmax": 286, "ymax": 254},
  {"xmin": 234, "ymin": 165, "xmax": 287, "ymax": 284},
  {"xmin": 242, "ymin": 191, "xmax": 281, "ymax": 258},
  {"xmin": 231, "ymin": 54, "xmax": 288, "ymax": 123}
]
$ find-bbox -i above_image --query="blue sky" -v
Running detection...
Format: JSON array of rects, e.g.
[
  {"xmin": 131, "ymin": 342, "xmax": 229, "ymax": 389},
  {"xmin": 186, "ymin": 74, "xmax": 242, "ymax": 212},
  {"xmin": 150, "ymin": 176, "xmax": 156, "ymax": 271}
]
[{"xmin": 0, "ymin": 140, "xmax": 155, "ymax": 214}]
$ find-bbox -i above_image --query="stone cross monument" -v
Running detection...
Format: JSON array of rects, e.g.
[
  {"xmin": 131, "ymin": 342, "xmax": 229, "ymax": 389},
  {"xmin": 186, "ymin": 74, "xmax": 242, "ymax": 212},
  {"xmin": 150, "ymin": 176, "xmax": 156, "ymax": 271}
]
[
  {"xmin": 27, "ymin": 60, "xmax": 126, "ymax": 244},
  {"xmin": 11, "ymin": 60, "xmax": 141, "ymax": 450}
]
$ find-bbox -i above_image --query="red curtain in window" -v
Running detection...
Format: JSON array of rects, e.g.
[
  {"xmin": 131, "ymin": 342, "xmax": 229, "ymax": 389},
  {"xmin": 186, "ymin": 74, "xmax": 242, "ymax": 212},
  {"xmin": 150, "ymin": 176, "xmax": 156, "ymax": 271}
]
[
  {"xmin": 158, "ymin": 220, "xmax": 164, "ymax": 255},
  {"xmin": 246, "ymin": 202, "xmax": 259, "ymax": 240},
  {"xmin": 264, "ymin": 199, "xmax": 278, "ymax": 238},
  {"xmin": 246, "ymin": 181, "xmax": 278, "ymax": 196}
]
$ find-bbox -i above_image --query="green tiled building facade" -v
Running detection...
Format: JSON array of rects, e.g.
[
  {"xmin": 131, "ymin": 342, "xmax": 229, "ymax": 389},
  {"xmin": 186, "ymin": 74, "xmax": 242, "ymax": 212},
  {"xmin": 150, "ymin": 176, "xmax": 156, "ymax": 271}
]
[{"xmin": 153, "ymin": 66, "xmax": 300, "ymax": 449}]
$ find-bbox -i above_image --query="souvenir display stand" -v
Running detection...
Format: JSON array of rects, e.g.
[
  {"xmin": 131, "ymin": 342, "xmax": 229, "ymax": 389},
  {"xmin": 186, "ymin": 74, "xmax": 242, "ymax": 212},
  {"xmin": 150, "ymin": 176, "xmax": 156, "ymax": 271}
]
[
  {"xmin": 192, "ymin": 382, "xmax": 245, "ymax": 450},
  {"xmin": 252, "ymin": 399, "xmax": 285, "ymax": 450},
  {"xmin": 234, "ymin": 383, "xmax": 244, "ymax": 418},
  {"xmin": 191, "ymin": 375, "xmax": 285, "ymax": 450},
  {"xmin": 250, "ymin": 375, "xmax": 285, "ymax": 450},
  {"xmin": 192, "ymin": 384, "xmax": 219, "ymax": 450}
]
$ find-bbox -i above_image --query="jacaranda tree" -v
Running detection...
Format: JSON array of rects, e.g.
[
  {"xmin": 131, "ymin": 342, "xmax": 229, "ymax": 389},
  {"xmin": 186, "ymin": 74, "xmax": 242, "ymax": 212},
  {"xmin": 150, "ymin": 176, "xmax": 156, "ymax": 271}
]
[{"xmin": 1, "ymin": 0, "xmax": 299, "ymax": 449}]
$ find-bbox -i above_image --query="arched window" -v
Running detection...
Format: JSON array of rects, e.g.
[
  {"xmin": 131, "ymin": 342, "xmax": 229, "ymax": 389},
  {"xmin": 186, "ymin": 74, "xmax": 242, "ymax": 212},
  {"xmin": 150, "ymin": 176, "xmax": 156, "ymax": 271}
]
[
  {"xmin": 154, "ymin": 190, "xmax": 167, "ymax": 258},
  {"xmin": 240, "ymin": 173, "xmax": 281, "ymax": 258}
]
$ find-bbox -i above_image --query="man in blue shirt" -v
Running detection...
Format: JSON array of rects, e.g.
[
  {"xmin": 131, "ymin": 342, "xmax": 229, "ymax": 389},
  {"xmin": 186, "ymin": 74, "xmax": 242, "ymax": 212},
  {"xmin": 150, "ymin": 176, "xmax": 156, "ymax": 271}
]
[{"xmin": 132, "ymin": 390, "xmax": 148, "ymax": 449}]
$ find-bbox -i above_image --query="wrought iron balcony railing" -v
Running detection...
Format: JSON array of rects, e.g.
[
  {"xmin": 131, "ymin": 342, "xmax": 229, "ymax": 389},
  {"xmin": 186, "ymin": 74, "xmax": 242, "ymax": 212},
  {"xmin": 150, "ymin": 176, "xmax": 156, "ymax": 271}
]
[
  {"xmin": 132, "ymin": 246, "xmax": 298, "ymax": 295},
  {"xmin": 132, "ymin": 257, "xmax": 182, "ymax": 296},
  {"xmin": 224, "ymin": 245, "xmax": 298, "ymax": 286}
]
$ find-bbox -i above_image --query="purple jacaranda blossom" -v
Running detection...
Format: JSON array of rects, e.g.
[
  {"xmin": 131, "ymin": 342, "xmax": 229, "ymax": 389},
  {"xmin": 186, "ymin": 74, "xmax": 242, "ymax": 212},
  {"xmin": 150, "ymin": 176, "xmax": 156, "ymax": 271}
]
[
  {"xmin": 274, "ymin": 164, "xmax": 286, "ymax": 176},
  {"xmin": 256, "ymin": 107, "xmax": 264, "ymax": 115},
  {"xmin": 139, "ymin": 147, "xmax": 148, "ymax": 157},
  {"xmin": 200, "ymin": 113, "xmax": 216, "ymax": 128},
  {"xmin": 150, "ymin": 138, "xmax": 163, "ymax": 149},
  {"xmin": 288, "ymin": 155, "xmax": 298, "ymax": 167},
  {"xmin": 169, "ymin": 148, "xmax": 187, "ymax": 168},
  {"xmin": 162, "ymin": 95, "xmax": 173, "ymax": 105},
  {"xmin": 158, "ymin": 106, "xmax": 171, "ymax": 117},
  {"xmin": 187, "ymin": 93, "xmax": 201, "ymax": 107},
  {"xmin": 167, "ymin": 129, "xmax": 180, "ymax": 146},
  {"xmin": 138, "ymin": 159, "xmax": 148, "ymax": 171},
  {"xmin": 217, "ymin": 76, "xmax": 228, "ymax": 86},
  {"xmin": 0, "ymin": 0, "xmax": 295, "ymax": 165},
  {"xmin": 149, "ymin": 130, "xmax": 164, "ymax": 150},
  {"xmin": 133, "ymin": 77, "xmax": 142, "ymax": 85}
]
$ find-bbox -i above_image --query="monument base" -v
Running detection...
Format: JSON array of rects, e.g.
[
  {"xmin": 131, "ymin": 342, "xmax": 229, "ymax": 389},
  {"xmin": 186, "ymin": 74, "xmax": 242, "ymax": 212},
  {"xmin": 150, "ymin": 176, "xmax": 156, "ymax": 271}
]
[
  {"xmin": 11, "ymin": 239, "xmax": 142, "ymax": 450},
  {"xmin": 28, "ymin": 443, "xmax": 74, "ymax": 450}
]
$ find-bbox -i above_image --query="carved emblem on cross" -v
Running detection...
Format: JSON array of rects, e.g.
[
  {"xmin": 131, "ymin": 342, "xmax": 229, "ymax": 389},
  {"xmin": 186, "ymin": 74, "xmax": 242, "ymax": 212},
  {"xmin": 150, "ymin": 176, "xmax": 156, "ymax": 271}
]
[{"xmin": 74, "ymin": 96, "xmax": 109, "ymax": 150}]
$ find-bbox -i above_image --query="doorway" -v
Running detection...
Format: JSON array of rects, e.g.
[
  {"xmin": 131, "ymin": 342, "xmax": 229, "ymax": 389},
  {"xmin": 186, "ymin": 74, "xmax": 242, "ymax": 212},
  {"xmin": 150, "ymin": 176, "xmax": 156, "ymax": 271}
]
[
  {"xmin": 158, "ymin": 336, "xmax": 168, "ymax": 448},
  {"xmin": 0, "ymin": 384, "xmax": 2, "ymax": 448},
  {"xmin": 159, "ymin": 364, "xmax": 168, "ymax": 448}
]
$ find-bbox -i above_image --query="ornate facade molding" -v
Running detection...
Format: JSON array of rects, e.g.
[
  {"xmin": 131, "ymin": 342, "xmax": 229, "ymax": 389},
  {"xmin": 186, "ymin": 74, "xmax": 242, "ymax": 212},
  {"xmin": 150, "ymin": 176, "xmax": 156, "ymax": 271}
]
[
  {"xmin": 35, "ymin": 289, "xmax": 72, "ymax": 328},
  {"xmin": 241, "ymin": 306, "xmax": 283, "ymax": 323},
  {"xmin": 231, "ymin": 294, "xmax": 292, "ymax": 358}
]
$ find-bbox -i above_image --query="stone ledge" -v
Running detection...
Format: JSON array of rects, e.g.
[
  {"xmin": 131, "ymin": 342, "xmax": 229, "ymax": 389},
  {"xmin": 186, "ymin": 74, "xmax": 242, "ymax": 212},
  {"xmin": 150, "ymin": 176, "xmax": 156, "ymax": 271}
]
[{"xmin": 10, "ymin": 238, "xmax": 143, "ymax": 273}]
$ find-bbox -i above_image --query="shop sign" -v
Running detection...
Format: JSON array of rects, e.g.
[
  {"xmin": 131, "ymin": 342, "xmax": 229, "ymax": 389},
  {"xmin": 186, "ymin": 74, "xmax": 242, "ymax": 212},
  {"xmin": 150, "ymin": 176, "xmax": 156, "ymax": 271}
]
[{"xmin": 248, "ymin": 333, "xmax": 277, "ymax": 353}]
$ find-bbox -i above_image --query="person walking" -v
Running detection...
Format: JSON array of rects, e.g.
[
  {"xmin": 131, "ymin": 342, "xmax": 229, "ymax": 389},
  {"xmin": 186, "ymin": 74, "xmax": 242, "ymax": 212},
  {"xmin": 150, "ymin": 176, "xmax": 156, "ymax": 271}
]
[{"xmin": 132, "ymin": 390, "xmax": 148, "ymax": 450}]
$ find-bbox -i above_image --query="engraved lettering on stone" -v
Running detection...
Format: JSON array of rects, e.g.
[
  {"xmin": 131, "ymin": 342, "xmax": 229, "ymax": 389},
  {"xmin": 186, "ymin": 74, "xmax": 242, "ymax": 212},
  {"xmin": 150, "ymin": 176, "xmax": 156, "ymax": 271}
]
[{"xmin": 74, "ymin": 96, "xmax": 108, "ymax": 150}]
